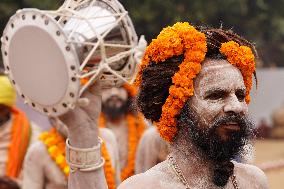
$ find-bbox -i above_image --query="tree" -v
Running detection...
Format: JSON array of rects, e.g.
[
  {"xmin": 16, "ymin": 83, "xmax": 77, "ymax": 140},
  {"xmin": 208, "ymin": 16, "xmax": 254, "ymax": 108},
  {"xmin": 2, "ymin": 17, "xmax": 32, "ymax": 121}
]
[
  {"xmin": 1, "ymin": 0, "xmax": 284, "ymax": 67},
  {"xmin": 122, "ymin": 0, "xmax": 284, "ymax": 67}
]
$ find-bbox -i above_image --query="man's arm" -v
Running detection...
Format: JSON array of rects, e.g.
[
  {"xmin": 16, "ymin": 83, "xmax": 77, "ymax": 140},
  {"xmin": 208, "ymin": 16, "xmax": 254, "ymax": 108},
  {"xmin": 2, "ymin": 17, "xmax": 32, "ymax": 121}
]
[
  {"xmin": 135, "ymin": 127, "xmax": 160, "ymax": 173},
  {"xmin": 250, "ymin": 166, "xmax": 269, "ymax": 189},
  {"xmin": 135, "ymin": 127, "xmax": 169, "ymax": 173},
  {"xmin": 235, "ymin": 162, "xmax": 269, "ymax": 189},
  {"xmin": 60, "ymin": 83, "xmax": 108, "ymax": 189}
]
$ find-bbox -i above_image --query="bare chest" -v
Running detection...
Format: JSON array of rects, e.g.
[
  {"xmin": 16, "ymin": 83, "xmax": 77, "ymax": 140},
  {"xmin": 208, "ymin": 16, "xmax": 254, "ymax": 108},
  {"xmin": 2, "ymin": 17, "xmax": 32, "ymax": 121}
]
[{"xmin": 108, "ymin": 123, "xmax": 129, "ymax": 168}]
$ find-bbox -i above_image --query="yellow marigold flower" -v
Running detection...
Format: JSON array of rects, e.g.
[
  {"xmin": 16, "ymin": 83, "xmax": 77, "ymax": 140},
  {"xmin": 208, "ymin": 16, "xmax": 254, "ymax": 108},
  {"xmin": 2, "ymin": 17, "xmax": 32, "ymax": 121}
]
[
  {"xmin": 55, "ymin": 155, "xmax": 65, "ymax": 165},
  {"xmin": 44, "ymin": 137, "xmax": 56, "ymax": 147},
  {"xmin": 63, "ymin": 166, "xmax": 70, "ymax": 176},
  {"xmin": 48, "ymin": 146, "xmax": 61, "ymax": 158}
]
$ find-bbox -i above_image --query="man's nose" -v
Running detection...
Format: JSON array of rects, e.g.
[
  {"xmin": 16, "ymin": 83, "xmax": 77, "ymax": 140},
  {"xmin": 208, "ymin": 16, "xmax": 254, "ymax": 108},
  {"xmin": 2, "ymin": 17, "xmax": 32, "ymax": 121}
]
[{"xmin": 223, "ymin": 94, "xmax": 247, "ymax": 115}]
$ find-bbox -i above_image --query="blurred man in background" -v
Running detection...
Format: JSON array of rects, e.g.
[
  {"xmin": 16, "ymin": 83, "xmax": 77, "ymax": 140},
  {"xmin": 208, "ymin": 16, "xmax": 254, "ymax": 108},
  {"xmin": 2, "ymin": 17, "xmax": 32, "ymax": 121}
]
[
  {"xmin": 0, "ymin": 71, "xmax": 40, "ymax": 184},
  {"xmin": 100, "ymin": 84, "xmax": 146, "ymax": 180}
]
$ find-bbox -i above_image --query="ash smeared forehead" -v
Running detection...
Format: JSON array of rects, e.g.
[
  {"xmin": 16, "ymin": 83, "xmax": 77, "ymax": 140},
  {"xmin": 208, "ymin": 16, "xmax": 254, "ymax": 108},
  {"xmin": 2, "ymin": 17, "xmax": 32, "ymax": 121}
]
[{"xmin": 194, "ymin": 59, "xmax": 245, "ymax": 95}]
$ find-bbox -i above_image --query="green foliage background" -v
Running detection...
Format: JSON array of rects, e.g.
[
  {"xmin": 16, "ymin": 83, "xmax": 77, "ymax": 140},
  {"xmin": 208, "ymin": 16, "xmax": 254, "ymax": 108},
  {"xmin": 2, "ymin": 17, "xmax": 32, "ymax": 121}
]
[{"xmin": 1, "ymin": 0, "xmax": 284, "ymax": 67}]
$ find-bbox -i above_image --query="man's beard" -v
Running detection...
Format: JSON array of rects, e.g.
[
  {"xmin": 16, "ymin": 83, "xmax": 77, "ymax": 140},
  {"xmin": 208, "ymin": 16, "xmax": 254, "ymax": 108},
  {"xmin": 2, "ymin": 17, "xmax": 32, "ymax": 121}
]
[
  {"xmin": 102, "ymin": 97, "xmax": 130, "ymax": 121},
  {"xmin": 178, "ymin": 104, "xmax": 254, "ymax": 186},
  {"xmin": 190, "ymin": 114, "xmax": 253, "ymax": 162}
]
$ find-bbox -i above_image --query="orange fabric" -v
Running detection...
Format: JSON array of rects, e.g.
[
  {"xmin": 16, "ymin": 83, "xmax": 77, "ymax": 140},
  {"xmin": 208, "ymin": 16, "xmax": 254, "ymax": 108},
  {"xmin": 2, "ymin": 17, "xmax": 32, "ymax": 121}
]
[{"xmin": 6, "ymin": 107, "xmax": 31, "ymax": 178}]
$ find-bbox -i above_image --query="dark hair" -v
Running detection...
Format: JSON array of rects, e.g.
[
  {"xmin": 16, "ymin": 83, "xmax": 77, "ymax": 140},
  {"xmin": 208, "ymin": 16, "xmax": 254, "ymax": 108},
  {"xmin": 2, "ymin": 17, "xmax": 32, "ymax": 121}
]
[
  {"xmin": 137, "ymin": 27, "xmax": 257, "ymax": 122},
  {"xmin": 0, "ymin": 177, "xmax": 20, "ymax": 189}
]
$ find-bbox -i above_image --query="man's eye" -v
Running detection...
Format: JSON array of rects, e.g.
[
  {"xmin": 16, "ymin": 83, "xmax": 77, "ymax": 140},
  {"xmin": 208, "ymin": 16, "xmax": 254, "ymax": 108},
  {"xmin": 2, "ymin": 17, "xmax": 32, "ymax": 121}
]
[
  {"xmin": 236, "ymin": 91, "xmax": 246, "ymax": 102},
  {"xmin": 205, "ymin": 92, "xmax": 225, "ymax": 100}
]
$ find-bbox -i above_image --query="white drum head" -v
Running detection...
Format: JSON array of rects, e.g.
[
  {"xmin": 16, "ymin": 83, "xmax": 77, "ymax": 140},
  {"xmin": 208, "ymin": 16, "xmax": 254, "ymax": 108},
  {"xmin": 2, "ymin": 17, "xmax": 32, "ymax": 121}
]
[{"xmin": 1, "ymin": 9, "xmax": 80, "ymax": 116}]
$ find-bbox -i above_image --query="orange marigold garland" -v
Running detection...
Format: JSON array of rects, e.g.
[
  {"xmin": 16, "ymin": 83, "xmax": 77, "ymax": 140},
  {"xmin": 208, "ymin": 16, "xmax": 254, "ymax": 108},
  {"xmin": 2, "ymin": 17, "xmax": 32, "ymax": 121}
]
[
  {"xmin": 99, "ymin": 113, "xmax": 146, "ymax": 180},
  {"xmin": 39, "ymin": 129, "xmax": 69, "ymax": 177},
  {"xmin": 39, "ymin": 129, "xmax": 116, "ymax": 189},
  {"xmin": 135, "ymin": 22, "xmax": 207, "ymax": 142},
  {"xmin": 220, "ymin": 41, "xmax": 256, "ymax": 104}
]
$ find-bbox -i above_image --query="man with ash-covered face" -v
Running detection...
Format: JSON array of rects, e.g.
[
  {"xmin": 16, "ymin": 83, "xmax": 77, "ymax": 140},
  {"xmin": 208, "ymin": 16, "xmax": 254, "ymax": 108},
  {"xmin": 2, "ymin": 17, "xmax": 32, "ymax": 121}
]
[
  {"xmin": 61, "ymin": 22, "xmax": 268, "ymax": 189},
  {"xmin": 100, "ymin": 85, "xmax": 146, "ymax": 180}
]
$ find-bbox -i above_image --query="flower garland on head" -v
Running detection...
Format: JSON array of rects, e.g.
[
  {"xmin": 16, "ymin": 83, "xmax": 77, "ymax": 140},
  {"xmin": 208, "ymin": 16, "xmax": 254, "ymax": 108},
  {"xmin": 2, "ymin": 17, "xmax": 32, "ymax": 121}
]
[
  {"xmin": 99, "ymin": 112, "xmax": 146, "ymax": 180},
  {"xmin": 220, "ymin": 41, "xmax": 256, "ymax": 103},
  {"xmin": 100, "ymin": 83, "xmax": 145, "ymax": 180},
  {"xmin": 135, "ymin": 22, "xmax": 207, "ymax": 142},
  {"xmin": 39, "ymin": 129, "xmax": 116, "ymax": 189},
  {"xmin": 135, "ymin": 22, "xmax": 256, "ymax": 143}
]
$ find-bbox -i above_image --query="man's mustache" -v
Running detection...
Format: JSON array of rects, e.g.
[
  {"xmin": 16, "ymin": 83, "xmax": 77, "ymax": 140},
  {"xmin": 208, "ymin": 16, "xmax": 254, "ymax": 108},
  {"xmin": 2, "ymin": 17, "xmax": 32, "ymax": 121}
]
[{"xmin": 208, "ymin": 113, "xmax": 253, "ymax": 139}]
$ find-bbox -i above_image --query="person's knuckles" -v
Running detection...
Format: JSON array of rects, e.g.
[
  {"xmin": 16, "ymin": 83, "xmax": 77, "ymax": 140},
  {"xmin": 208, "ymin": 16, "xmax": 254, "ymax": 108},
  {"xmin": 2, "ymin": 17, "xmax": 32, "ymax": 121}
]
[{"xmin": 59, "ymin": 107, "xmax": 90, "ymax": 128}]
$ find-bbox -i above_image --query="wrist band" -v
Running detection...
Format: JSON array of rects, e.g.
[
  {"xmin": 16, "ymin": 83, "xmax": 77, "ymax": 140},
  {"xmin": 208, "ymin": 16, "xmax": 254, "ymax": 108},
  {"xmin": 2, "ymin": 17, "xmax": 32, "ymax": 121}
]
[{"xmin": 66, "ymin": 137, "xmax": 105, "ymax": 172}]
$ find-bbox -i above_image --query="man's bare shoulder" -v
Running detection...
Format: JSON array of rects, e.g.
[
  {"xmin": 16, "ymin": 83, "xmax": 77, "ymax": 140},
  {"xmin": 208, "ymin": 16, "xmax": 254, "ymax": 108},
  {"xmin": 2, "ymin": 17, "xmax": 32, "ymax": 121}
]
[
  {"xmin": 234, "ymin": 162, "xmax": 269, "ymax": 189},
  {"xmin": 26, "ymin": 141, "xmax": 48, "ymax": 160},
  {"xmin": 99, "ymin": 127, "xmax": 117, "ymax": 144},
  {"xmin": 118, "ymin": 171, "xmax": 160, "ymax": 189},
  {"xmin": 119, "ymin": 161, "xmax": 175, "ymax": 189},
  {"xmin": 24, "ymin": 140, "xmax": 49, "ymax": 170}
]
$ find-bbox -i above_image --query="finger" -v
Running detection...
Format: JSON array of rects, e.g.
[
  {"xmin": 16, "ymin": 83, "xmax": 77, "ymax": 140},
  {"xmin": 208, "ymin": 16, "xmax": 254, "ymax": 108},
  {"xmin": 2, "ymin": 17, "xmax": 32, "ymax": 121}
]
[{"xmin": 77, "ymin": 98, "xmax": 90, "ymax": 107}]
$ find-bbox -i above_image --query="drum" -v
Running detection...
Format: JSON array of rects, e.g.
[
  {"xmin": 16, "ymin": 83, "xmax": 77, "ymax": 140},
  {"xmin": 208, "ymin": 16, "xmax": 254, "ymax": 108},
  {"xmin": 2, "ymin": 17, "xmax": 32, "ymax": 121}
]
[{"xmin": 1, "ymin": 0, "xmax": 144, "ymax": 116}]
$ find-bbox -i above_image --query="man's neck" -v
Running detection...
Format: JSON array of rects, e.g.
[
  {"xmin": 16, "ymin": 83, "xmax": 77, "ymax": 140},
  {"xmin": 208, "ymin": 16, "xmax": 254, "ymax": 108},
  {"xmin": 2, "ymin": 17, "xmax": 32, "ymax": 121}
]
[
  {"xmin": 106, "ymin": 115, "xmax": 127, "ymax": 126},
  {"xmin": 170, "ymin": 136, "xmax": 214, "ymax": 187}
]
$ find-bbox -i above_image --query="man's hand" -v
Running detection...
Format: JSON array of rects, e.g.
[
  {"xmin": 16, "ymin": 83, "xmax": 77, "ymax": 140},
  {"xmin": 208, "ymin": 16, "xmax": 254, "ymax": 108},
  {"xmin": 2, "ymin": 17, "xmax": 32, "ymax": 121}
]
[{"xmin": 59, "ymin": 82, "xmax": 102, "ymax": 148}]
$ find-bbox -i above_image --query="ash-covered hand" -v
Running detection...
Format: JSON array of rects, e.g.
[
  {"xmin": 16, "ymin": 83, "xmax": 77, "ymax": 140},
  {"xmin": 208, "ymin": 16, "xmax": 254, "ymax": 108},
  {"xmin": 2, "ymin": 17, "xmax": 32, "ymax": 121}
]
[{"xmin": 59, "ymin": 82, "xmax": 102, "ymax": 148}]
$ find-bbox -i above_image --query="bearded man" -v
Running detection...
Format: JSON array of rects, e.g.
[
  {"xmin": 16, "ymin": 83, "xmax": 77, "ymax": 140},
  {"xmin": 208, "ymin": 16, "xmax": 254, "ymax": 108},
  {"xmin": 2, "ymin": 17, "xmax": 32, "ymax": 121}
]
[
  {"xmin": 0, "ymin": 73, "xmax": 40, "ymax": 183},
  {"xmin": 100, "ymin": 84, "xmax": 146, "ymax": 180},
  {"xmin": 61, "ymin": 22, "xmax": 268, "ymax": 189}
]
